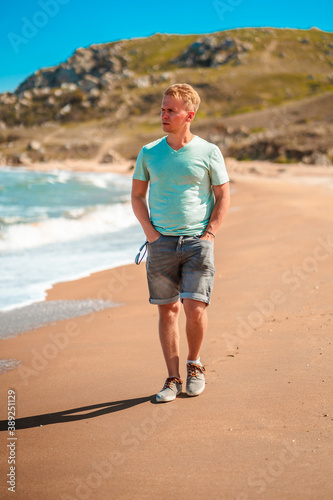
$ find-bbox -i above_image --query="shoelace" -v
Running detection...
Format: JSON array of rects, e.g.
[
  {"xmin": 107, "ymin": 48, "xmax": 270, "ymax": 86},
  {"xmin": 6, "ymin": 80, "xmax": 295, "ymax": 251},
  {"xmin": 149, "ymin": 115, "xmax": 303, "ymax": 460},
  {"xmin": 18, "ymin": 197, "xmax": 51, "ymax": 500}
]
[
  {"xmin": 163, "ymin": 377, "xmax": 183, "ymax": 389},
  {"xmin": 187, "ymin": 363, "xmax": 205, "ymax": 377}
]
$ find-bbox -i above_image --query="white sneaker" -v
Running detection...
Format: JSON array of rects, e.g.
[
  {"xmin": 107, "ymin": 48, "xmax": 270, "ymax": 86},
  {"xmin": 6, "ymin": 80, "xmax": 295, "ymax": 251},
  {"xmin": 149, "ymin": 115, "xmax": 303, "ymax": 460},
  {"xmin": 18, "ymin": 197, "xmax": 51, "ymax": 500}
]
[
  {"xmin": 156, "ymin": 377, "xmax": 183, "ymax": 403},
  {"xmin": 186, "ymin": 363, "xmax": 205, "ymax": 396}
]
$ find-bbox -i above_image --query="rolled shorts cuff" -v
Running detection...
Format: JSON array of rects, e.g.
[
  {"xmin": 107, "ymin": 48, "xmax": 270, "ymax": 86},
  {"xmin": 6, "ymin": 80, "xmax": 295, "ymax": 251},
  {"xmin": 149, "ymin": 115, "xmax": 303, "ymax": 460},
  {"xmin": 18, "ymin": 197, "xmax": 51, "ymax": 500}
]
[
  {"xmin": 180, "ymin": 292, "xmax": 211, "ymax": 305},
  {"xmin": 149, "ymin": 294, "xmax": 180, "ymax": 305}
]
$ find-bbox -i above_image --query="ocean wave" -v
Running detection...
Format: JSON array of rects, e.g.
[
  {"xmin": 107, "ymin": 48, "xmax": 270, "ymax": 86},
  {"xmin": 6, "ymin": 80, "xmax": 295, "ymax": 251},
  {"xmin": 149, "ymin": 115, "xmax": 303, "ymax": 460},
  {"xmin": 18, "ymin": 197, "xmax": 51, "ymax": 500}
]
[
  {"xmin": 45, "ymin": 170, "xmax": 130, "ymax": 189},
  {"xmin": 0, "ymin": 202, "xmax": 137, "ymax": 251},
  {"xmin": 0, "ymin": 215, "xmax": 25, "ymax": 226},
  {"xmin": 0, "ymin": 169, "xmax": 133, "ymax": 230}
]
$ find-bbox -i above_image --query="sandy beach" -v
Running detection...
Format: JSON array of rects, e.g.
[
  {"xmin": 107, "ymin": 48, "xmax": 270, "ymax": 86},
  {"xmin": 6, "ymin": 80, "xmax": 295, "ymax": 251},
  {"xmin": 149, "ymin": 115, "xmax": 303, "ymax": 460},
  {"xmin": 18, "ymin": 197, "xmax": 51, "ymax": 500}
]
[{"xmin": 0, "ymin": 163, "xmax": 333, "ymax": 499}]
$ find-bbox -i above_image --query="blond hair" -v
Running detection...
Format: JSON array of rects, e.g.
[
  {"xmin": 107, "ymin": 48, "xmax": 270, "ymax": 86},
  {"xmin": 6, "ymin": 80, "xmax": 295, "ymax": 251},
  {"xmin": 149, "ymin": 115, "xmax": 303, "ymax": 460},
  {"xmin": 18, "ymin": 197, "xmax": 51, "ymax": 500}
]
[{"xmin": 164, "ymin": 83, "xmax": 200, "ymax": 113}]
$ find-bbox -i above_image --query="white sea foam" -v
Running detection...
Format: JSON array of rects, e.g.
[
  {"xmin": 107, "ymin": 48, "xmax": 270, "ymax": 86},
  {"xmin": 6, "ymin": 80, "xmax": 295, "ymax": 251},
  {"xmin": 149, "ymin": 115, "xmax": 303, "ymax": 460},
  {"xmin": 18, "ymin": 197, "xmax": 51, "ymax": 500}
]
[{"xmin": 0, "ymin": 202, "xmax": 136, "ymax": 251}]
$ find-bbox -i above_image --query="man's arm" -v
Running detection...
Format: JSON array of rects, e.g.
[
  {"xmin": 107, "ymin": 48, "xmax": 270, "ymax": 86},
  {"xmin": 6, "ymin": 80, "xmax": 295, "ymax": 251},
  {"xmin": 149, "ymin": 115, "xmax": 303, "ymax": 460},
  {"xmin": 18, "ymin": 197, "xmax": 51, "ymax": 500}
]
[
  {"xmin": 131, "ymin": 179, "xmax": 161, "ymax": 243},
  {"xmin": 201, "ymin": 182, "xmax": 230, "ymax": 241}
]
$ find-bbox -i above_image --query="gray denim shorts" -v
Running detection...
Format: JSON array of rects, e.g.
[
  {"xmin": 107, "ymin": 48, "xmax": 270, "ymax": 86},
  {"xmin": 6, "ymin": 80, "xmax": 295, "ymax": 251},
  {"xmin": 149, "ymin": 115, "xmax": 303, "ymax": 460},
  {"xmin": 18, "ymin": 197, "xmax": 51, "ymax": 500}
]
[{"xmin": 146, "ymin": 235, "xmax": 215, "ymax": 305}]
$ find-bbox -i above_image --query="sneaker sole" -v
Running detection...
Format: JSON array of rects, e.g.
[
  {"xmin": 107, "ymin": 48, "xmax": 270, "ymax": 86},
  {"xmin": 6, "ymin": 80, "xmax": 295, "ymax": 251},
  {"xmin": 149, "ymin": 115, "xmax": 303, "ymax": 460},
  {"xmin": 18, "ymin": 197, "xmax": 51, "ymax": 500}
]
[
  {"xmin": 156, "ymin": 389, "xmax": 182, "ymax": 403},
  {"xmin": 156, "ymin": 395, "xmax": 176, "ymax": 403}
]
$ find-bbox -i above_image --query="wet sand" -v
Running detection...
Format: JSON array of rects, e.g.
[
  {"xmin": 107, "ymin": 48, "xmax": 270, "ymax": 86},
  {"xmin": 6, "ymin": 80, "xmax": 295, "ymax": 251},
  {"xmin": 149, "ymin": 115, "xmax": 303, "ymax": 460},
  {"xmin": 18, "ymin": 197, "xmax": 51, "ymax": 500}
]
[{"xmin": 0, "ymin": 300, "xmax": 116, "ymax": 339}]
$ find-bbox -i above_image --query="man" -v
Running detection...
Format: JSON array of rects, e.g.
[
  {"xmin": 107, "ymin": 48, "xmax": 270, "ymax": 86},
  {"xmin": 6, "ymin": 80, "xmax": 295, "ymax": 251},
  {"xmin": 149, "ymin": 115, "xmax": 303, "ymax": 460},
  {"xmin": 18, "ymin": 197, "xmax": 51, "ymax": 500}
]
[{"xmin": 131, "ymin": 83, "xmax": 230, "ymax": 403}]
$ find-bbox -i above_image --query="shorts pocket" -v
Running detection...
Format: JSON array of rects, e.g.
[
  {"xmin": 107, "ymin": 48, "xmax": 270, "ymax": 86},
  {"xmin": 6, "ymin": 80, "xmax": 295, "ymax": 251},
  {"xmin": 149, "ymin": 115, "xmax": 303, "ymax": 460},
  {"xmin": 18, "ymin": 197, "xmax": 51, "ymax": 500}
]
[
  {"xmin": 197, "ymin": 237, "xmax": 214, "ymax": 245},
  {"xmin": 147, "ymin": 235, "xmax": 163, "ymax": 246}
]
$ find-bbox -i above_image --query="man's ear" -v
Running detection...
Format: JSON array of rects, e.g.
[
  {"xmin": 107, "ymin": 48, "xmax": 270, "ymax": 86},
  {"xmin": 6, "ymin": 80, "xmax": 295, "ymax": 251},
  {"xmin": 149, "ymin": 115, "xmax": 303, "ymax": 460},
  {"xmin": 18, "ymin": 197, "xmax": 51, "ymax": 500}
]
[{"xmin": 187, "ymin": 111, "xmax": 195, "ymax": 122}]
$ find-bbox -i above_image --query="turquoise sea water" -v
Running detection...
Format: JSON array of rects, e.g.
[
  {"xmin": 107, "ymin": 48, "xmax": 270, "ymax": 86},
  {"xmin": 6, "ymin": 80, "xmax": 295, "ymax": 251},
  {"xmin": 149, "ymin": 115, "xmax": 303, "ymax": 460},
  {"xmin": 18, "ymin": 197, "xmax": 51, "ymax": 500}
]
[{"xmin": 0, "ymin": 167, "xmax": 144, "ymax": 311}]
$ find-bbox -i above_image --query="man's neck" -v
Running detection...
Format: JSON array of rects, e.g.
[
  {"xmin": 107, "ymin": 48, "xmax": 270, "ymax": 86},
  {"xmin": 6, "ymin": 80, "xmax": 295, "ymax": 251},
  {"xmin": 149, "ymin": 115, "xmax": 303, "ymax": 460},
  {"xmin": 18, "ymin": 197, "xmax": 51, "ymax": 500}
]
[{"xmin": 166, "ymin": 130, "xmax": 194, "ymax": 151}]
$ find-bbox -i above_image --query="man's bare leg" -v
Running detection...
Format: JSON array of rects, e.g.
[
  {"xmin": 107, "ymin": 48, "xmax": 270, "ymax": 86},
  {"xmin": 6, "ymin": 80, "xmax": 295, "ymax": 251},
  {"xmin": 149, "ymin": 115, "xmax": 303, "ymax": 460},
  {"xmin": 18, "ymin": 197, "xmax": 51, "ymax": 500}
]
[
  {"xmin": 183, "ymin": 299, "xmax": 207, "ymax": 361},
  {"xmin": 158, "ymin": 301, "xmax": 181, "ymax": 378}
]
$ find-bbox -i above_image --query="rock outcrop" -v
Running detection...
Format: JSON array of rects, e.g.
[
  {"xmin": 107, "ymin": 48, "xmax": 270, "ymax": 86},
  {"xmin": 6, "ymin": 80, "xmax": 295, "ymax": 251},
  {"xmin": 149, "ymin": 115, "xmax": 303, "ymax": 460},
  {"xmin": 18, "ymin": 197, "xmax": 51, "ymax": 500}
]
[
  {"xmin": 171, "ymin": 36, "xmax": 251, "ymax": 67},
  {"xmin": 15, "ymin": 43, "xmax": 128, "ymax": 94}
]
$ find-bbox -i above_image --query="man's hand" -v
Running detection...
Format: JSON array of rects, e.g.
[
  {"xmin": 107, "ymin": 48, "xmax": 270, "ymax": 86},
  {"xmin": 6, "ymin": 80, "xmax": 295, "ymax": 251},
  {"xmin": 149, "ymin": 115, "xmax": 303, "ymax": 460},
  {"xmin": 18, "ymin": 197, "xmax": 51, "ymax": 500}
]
[
  {"xmin": 147, "ymin": 229, "xmax": 161, "ymax": 243},
  {"xmin": 200, "ymin": 231, "xmax": 215, "ymax": 242}
]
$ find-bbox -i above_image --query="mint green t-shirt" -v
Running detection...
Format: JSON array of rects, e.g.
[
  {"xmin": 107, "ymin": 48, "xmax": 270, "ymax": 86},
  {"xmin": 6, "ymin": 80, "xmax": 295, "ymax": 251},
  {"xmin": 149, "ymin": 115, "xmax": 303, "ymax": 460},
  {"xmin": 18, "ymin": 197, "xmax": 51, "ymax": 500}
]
[{"xmin": 133, "ymin": 135, "xmax": 229, "ymax": 236}]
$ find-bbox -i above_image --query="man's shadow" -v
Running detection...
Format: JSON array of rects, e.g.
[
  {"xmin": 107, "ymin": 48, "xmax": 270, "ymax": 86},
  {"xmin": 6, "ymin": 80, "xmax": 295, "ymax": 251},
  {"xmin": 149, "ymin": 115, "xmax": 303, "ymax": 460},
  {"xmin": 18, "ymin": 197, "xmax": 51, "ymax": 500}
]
[{"xmin": 0, "ymin": 395, "xmax": 154, "ymax": 431}]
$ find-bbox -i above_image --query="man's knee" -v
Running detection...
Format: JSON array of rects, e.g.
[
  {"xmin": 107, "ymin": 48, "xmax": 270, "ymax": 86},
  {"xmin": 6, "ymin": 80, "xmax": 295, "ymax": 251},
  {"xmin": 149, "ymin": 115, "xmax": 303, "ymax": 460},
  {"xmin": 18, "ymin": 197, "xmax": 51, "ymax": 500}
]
[
  {"xmin": 158, "ymin": 301, "xmax": 180, "ymax": 319},
  {"xmin": 183, "ymin": 299, "xmax": 207, "ymax": 321}
]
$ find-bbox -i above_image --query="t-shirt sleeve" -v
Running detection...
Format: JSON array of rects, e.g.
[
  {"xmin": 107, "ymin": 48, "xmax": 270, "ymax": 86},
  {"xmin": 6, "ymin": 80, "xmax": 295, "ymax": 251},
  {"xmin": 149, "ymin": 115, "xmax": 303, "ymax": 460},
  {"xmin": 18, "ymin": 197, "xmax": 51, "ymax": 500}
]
[
  {"xmin": 209, "ymin": 146, "xmax": 229, "ymax": 185},
  {"xmin": 132, "ymin": 148, "xmax": 150, "ymax": 181}
]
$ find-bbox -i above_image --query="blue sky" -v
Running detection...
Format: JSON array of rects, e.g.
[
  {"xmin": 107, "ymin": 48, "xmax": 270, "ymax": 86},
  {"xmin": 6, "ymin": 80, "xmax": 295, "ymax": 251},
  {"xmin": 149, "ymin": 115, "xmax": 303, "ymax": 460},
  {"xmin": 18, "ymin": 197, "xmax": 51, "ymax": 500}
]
[{"xmin": 1, "ymin": 0, "xmax": 332, "ymax": 93}]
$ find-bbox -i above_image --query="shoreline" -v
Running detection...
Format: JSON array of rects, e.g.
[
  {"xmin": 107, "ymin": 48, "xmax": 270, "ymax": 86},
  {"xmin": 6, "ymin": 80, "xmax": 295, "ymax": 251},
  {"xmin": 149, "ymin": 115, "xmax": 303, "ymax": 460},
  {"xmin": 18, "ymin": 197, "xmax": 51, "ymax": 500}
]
[
  {"xmin": 2, "ymin": 156, "xmax": 333, "ymax": 180},
  {"xmin": 0, "ymin": 256, "xmax": 137, "ymax": 315},
  {"xmin": 0, "ymin": 174, "xmax": 333, "ymax": 498},
  {"xmin": 0, "ymin": 299, "xmax": 118, "ymax": 339},
  {"xmin": 0, "ymin": 158, "xmax": 134, "ymax": 175}
]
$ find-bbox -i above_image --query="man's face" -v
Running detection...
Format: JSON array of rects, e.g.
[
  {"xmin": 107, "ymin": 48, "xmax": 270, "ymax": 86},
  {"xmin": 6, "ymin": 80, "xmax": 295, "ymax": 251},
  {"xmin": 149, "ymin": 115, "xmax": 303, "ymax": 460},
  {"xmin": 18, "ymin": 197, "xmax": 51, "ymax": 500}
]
[{"xmin": 161, "ymin": 95, "xmax": 193, "ymax": 134}]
